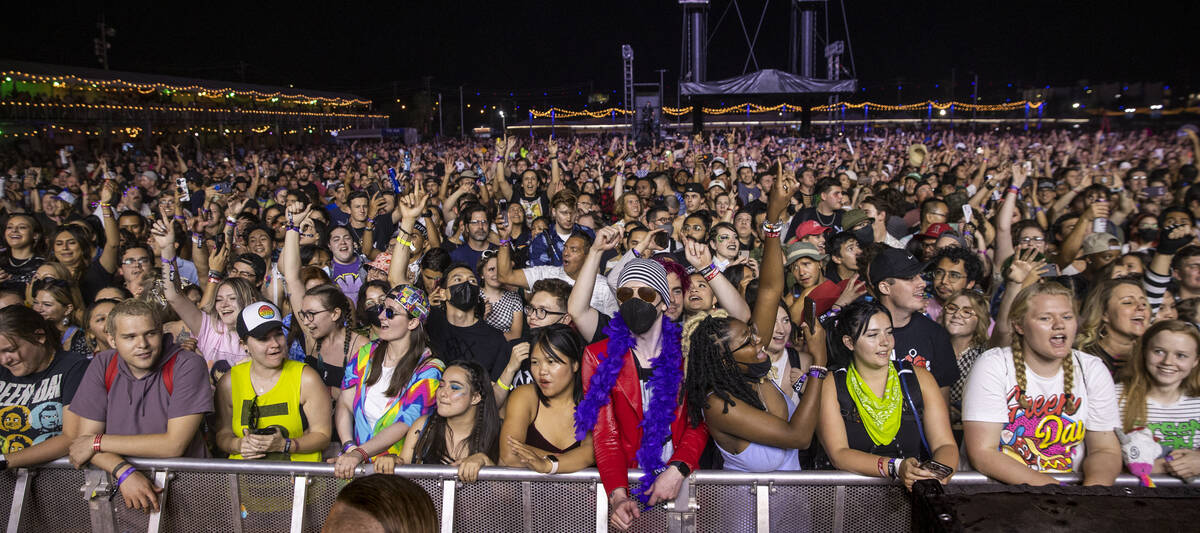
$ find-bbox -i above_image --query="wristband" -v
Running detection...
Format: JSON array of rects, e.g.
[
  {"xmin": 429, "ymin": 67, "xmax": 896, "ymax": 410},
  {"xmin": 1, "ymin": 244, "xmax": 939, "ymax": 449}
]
[
  {"xmin": 631, "ymin": 248, "xmax": 641, "ymax": 258},
  {"xmin": 395, "ymin": 236, "xmax": 415, "ymax": 251},
  {"xmin": 111, "ymin": 461, "xmax": 132, "ymax": 478},
  {"xmin": 807, "ymin": 365, "xmax": 829, "ymax": 380},
  {"xmin": 702, "ymin": 264, "xmax": 720, "ymax": 281},
  {"xmin": 284, "ymin": 439, "xmax": 293, "ymax": 455},
  {"xmin": 284, "ymin": 224, "xmax": 300, "ymax": 233},
  {"xmin": 114, "ymin": 465, "xmax": 135, "ymax": 488},
  {"xmin": 351, "ymin": 447, "xmax": 370, "ymax": 463},
  {"xmin": 889, "ymin": 458, "xmax": 901, "ymax": 480},
  {"xmin": 1007, "ymin": 185, "xmax": 1021, "ymax": 195},
  {"xmin": 161, "ymin": 257, "xmax": 175, "ymax": 264},
  {"xmin": 496, "ymin": 378, "xmax": 514, "ymax": 391},
  {"xmin": 792, "ymin": 375, "xmax": 807, "ymax": 394},
  {"xmin": 342, "ymin": 441, "xmax": 356, "ymax": 454},
  {"xmin": 174, "ymin": 215, "xmax": 186, "ymax": 221},
  {"xmin": 877, "ymin": 456, "xmax": 888, "ymax": 478},
  {"xmin": 93, "ymin": 434, "xmax": 103, "ymax": 452},
  {"xmin": 498, "ymin": 239, "xmax": 511, "ymax": 246},
  {"xmin": 545, "ymin": 455, "xmax": 560, "ymax": 475}
]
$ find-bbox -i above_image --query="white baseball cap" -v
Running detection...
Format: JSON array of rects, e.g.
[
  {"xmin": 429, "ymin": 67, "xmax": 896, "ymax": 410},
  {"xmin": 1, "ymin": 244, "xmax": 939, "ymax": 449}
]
[{"xmin": 236, "ymin": 301, "xmax": 284, "ymax": 340}]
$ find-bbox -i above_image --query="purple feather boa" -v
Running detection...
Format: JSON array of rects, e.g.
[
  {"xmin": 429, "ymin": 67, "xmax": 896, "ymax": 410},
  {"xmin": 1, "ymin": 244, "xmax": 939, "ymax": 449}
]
[{"xmin": 573, "ymin": 311, "xmax": 684, "ymax": 507}]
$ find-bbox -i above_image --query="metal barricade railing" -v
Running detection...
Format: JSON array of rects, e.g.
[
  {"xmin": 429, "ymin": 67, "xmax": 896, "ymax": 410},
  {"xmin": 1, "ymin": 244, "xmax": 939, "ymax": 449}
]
[{"xmin": 0, "ymin": 457, "xmax": 1190, "ymax": 533}]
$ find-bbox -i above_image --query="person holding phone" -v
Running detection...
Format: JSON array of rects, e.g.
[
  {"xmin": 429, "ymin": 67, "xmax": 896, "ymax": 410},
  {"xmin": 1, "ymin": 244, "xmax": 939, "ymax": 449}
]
[
  {"xmin": 214, "ymin": 301, "xmax": 331, "ymax": 461},
  {"xmin": 817, "ymin": 300, "xmax": 958, "ymax": 490}
]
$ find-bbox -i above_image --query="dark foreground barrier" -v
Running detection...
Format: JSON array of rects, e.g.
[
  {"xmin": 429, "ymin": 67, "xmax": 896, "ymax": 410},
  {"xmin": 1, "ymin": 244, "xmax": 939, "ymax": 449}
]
[{"xmin": 1, "ymin": 458, "xmax": 1191, "ymax": 532}]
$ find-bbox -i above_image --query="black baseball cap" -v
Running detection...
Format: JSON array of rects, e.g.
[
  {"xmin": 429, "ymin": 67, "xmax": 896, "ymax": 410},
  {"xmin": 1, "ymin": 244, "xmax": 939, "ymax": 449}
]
[
  {"xmin": 867, "ymin": 248, "xmax": 928, "ymax": 290},
  {"xmin": 682, "ymin": 183, "xmax": 704, "ymax": 195}
]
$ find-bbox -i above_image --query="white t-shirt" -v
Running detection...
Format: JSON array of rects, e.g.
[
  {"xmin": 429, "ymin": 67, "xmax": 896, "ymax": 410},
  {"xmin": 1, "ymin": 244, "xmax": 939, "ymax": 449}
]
[
  {"xmin": 1115, "ymin": 383, "xmax": 1200, "ymax": 451},
  {"xmin": 362, "ymin": 364, "xmax": 397, "ymax": 428},
  {"xmin": 523, "ymin": 265, "xmax": 619, "ymax": 316},
  {"xmin": 962, "ymin": 347, "xmax": 1119, "ymax": 473}
]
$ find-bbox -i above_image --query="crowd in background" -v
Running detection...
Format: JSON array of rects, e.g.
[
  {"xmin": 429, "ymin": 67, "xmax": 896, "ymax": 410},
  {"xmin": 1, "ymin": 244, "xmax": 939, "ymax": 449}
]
[{"xmin": 0, "ymin": 124, "xmax": 1198, "ymax": 529}]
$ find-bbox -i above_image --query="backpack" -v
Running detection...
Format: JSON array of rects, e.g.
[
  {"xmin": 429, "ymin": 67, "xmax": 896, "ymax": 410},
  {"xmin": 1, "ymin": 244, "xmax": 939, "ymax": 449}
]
[{"xmin": 104, "ymin": 351, "xmax": 180, "ymax": 395}]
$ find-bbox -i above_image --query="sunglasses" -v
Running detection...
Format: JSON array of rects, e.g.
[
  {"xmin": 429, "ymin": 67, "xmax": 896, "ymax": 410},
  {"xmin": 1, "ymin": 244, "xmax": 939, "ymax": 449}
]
[
  {"xmin": 247, "ymin": 394, "xmax": 262, "ymax": 430},
  {"xmin": 616, "ymin": 286, "xmax": 658, "ymax": 304},
  {"xmin": 378, "ymin": 306, "xmax": 414, "ymax": 320}
]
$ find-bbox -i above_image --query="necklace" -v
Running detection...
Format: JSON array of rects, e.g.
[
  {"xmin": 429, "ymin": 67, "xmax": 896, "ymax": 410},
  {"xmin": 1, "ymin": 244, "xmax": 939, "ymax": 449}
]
[
  {"xmin": 7, "ymin": 255, "xmax": 33, "ymax": 268},
  {"xmin": 814, "ymin": 209, "xmax": 835, "ymax": 227}
]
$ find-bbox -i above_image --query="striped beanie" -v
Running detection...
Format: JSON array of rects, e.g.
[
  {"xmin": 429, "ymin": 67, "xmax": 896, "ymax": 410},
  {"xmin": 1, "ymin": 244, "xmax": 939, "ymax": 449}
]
[{"xmin": 617, "ymin": 258, "xmax": 673, "ymax": 306}]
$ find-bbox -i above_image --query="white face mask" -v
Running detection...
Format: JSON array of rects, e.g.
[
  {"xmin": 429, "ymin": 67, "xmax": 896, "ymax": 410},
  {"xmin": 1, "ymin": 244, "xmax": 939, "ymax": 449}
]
[
  {"xmin": 321, "ymin": 265, "xmax": 332, "ymax": 277},
  {"xmin": 712, "ymin": 168, "xmax": 725, "ymax": 177}
]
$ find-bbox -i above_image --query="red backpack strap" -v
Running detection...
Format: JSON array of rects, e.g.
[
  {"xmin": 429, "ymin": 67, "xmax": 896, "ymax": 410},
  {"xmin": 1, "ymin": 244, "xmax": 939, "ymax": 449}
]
[
  {"xmin": 104, "ymin": 354, "xmax": 119, "ymax": 392},
  {"xmin": 161, "ymin": 352, "xmax": 180, "ymax": 396}
]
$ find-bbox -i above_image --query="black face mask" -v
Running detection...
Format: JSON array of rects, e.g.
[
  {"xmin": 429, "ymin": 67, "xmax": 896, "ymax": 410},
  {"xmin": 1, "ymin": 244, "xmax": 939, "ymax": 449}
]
[
  {"xmin": 853, "ymin": 225, "xmax": 875, "ymax": 245},
  {"xmin": 448, "ymin": 282, "xmax": 479, "ymax": 311},
  {"xmin": 362, "ymin": 305, "xmax": 382, "ymax": 327},
  {"xmin": 739, "ymin": 358, "xmax": 773, "ymax": 380},
  {"xmin": 1137, "ymin": 228, "xmax": 1158, "ymax": 242},
  {"xmin": 619, "ymin": 298, "xmax": 660, "ymax": 334}
]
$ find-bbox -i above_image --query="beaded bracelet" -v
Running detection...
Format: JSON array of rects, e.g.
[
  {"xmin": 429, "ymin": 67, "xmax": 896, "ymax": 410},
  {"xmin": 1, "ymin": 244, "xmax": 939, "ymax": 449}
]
[{"xmin": 351, "ymin": 447, "xmax": 370, "ymax": 463}]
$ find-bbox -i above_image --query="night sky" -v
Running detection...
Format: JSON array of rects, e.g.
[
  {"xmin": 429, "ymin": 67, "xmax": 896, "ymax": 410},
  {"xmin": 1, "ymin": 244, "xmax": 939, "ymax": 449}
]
[{"xmin": 4, "ymin": 1, "xmax": 1195, "ymax": 104}]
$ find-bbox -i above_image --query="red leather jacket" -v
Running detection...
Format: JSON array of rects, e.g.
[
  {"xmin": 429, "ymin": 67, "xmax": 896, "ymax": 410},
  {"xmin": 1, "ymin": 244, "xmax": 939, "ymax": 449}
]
[{"xmin": 582, "ymin": 338, "xmax": 709, "ymax": 497}]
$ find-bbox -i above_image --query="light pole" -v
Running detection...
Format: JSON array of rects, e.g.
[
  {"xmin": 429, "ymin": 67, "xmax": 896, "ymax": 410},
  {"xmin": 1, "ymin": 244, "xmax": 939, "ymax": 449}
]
[{"xmin": 499, "ymin": 110, "xmax": 506, "ymax": 133}]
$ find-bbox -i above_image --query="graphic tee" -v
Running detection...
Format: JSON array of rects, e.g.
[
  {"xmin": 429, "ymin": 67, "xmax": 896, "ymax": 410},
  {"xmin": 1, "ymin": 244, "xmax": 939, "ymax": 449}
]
[
  {"xmin": 962, "ymin": 347, "xmax": 1119, "ymax": 473},
  {"xmin": 1115, "ymin": 383, "xmax": 1200, "ymax": 451},
  {"xmin": 0, "ymin": 351, "xmax": 88, "ymax": 453}
]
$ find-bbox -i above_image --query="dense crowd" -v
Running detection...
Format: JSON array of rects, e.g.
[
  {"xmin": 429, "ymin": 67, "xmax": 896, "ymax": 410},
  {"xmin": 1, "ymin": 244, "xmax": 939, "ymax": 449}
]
[{"xmin": 0, "ymin": 125, "xmax": 1198, "ymax": 530}]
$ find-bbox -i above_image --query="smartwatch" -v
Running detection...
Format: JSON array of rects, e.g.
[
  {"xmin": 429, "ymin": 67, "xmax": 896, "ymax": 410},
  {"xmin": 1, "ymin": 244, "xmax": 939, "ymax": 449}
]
[{"xmin": 545, "ymin": 454, "xmax": 560, "ymax": 475}]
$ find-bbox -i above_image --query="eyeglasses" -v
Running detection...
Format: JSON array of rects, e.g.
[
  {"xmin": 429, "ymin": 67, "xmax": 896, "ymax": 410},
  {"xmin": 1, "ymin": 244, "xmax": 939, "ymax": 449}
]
[
  {"xmin": 933, "ymin": 269, "xmax": 965, "ymax": 282},
  {"xmin": 122, "ymin": 257, "xmax": 151, "ymax": 266},
  {"xmin": 943, "ymin": 304, "xmax": 977, "ymax": 319},
  {"xmin": 524, "ymin": 305, "xmax": 567, "ymax": 320},
  {"xmin": 1018, "ymin": 236, "xmax": 1046, "ymax": 244},
  {"xmin": 299, "ymin": 309, "xmax": 331, "ymax": 322},
  {"xmin": 616, "ymin": 286, "xmax": 658, "ymax": 304}
]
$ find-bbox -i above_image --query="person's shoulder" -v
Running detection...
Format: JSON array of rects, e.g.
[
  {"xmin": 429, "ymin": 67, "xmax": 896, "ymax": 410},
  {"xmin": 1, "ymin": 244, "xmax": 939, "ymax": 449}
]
[
  {"xmin": 972, "ymin": 346, "xmax": 1012, "ymax": 371},
  {"xmin": 1072, "ymin": 350, "xmax": 1115, "ymax": 380}
]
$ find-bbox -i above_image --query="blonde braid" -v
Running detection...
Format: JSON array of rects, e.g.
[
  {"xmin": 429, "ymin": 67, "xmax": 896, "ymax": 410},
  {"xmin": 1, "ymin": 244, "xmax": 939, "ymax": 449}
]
[
  {"xmin": 1062, "ymin": 352, "xmax": 1078, "ymax": 415},
  {"xmin": 1011, "ymin": 340, "xmax": 1032, "ymax": 409},
  {"xmin": 681, "ymin": 309, "xmax": 729, "ymax": 362}
]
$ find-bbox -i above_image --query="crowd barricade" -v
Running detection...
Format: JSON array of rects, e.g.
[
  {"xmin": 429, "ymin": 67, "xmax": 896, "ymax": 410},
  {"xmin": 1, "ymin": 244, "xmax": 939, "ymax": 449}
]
[{"xmin": 0, "ymin": 457, "xmax": 1188, "ymax": 533}]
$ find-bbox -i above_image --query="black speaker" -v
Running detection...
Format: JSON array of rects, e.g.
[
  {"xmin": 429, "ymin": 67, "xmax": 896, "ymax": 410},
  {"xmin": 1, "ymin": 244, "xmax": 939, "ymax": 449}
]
[
  {"xmin": 911, "ymin": 480, "xmax": 1200, "ymax": 533},
  {"xmin": 692, "ymin": 104, "xmax": 704, "ymax": 134}
]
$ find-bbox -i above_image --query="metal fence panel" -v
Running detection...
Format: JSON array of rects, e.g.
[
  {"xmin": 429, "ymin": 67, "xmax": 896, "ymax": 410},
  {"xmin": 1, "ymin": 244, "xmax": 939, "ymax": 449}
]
[{"xmin": 21, "ymin": 468, "xmax": 90, "ymax": 533}]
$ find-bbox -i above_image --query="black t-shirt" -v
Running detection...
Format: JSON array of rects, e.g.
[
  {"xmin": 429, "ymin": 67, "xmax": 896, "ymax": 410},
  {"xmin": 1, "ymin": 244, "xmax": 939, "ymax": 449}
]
[
  {"xmin": 80, "ymin": 261, "xmax": 114, "ymax": 303},
  {"xmin": 891, "ymin": 312, "xmax": 960, "ymax": 389},
  {"xmin": 0, "ymin": 254, "xmax": 45, "ymax": 285},
  {"xmin": 426, "ymin": 308, "xmax": 510, "ymax": 381},
  {"xmin": 787, "ymin": 207, "xmax": 843, "ymax": 238},
  {"xmin": 511, "ymin": 191, "xmax": 550, "ymax": 221},
  {"xmin": 0, "ymin": 351, "xmax": 88, "ymax": 454}
]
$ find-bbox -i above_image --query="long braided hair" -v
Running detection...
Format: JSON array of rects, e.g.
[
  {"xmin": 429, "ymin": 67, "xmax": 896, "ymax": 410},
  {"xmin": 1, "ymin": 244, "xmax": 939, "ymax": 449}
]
[
  {"xmin": 1008, "ymin": 282, "xmax": 1079, "ymax": 414},
  {"xmin": 683, "ymin": 310, "xmax": 765, "ymax": 427}
]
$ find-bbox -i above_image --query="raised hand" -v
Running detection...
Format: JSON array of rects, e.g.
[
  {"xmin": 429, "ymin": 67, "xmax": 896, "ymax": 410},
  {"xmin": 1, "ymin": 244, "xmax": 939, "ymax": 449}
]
[
  {"xmin": 683, "ymin": 238, "xmax": 714, "ymax": 271},
  {"xmin": 592, "ymin": 226, "xmax": 621, "ymax": 252}
]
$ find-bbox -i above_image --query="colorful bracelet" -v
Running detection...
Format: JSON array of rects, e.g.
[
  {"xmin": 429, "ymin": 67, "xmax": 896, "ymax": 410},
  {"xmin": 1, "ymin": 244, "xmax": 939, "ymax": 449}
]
[
  {"xmin": 702, "ymin": 264, "xmax": 720, "ymax": 281},
  {"xmin": 351, "ymin": 447, "xmax": 370, "ymax": 463},
  {"xmin": 496, "ymin": 378, "xmax": 514, "ymax": 391},
  {"xmin": 808, "ymin": 365, "xmax": 829, "ymax": 380},
  {"xmin": 395, "ymin": 236, "xmax": 415, "ymax": 251},
  {"xmin": 283, "ymin": 439, "xmax": 293, "ymax": 455},
  {"xmin": 114, "ymin": 465, "xmax": 135, "ymax": 488},
  {"xmin": 888, "ymin": 458, "xmax": 900, "ymax": 480},
  {"xmin": 498, "ymin": 238, "xmax": 511, "ymax": 246},
  {"xmin": 284, "ymin": 224, "xmax": 300, "ymax": 233},
  {"xmin": 93, "ymin": 434, "xmax": 103, "ymax": 452},
  {"xmin": 342, "ymin": 441, "xmax": 356, "ymax": 454},
  {"xmin": 876, "ymin": 456, "xmax": 888, "ymax": 478},
  {"xmin": 1007, "ymin": 185, "xmax": 1021, "ymax": 195}
]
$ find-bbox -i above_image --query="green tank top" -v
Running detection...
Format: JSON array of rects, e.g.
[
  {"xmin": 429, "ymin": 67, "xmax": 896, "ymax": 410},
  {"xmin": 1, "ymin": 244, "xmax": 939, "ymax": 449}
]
[{"xmin": 229, "ymin": 359, "xmax": 320, "ymax": 462}]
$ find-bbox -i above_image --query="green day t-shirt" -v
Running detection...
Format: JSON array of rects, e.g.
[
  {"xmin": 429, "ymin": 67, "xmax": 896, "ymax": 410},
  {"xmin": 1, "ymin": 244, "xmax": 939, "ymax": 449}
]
[
  {"xmin": 0, "ymin": 351, "xmax": 88, "ymax": 453},
  {"xmin": 962, "ymin": 348, "xmax": 1120, "ymax": 473},
  {"xmin": 1115, "ymin": 383, "xmax": 1200, "ymax": 451}
]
